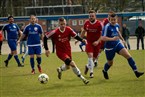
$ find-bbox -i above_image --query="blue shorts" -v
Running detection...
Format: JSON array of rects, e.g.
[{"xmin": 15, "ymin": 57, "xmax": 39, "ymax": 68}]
[
  {"xmin": 8, "ymin": 39, "xmax": 17, "ymax": 51},
  {"xmin": 105, "ymin": 43, "xmax": 124, "ymax": 60},
  {"xmin": 79, "ymin": 42, "xmax": 86, "ymax": 46},
  {"xmin": 28, "ymin": 46, "xmax": 41, "ymax": 55}
]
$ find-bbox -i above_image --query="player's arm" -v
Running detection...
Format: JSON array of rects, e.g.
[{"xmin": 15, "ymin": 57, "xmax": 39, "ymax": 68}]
[
  {"xmin": 2, "ymin": 25, "xmax": 6, "ymax": 40},
  {"xmin": 101, "ymin": 36, "xmax": 119, "ymax": 41},
  {"xmin": 74, "ymin": 34, "xmax": 87, "ymax": 44},
  {"xmin": 117, "ymin": 29, "xmax": 127, "ymax": 47},
  {"xmin": 43, "ymin": 35, "xmax": 50, "ymax": 57},
  {"xmin": 1, "ymin": 30, "xmax": 5, "ymax": 40},
  {"xmin": 75, "ymin": 28, "xmax": 86, "ymax": 44},
  {"xmin": 17, "ymin": 26, "xmax": 27, "ymax": 44},
  {"xmin": 80, "ymin": 28, "xmax": 86, "ymax": 38},
  {"xmin": 118, "ymin": 30, "xmax": 125, "ymax": 41},
  {"xmin": 93, "ymin": 36, "xmax": 102, "ymax": 46},
  {"xmin": 18, "ymin": 30, "xmax": 23, "ymax": 38},
  {"xmin": 17, "ymin": 34, "xmax": 26, "ymax": 44},
  {"xmin": 43, "ymin": 30, "xmax": 55, "ymax": 57}
]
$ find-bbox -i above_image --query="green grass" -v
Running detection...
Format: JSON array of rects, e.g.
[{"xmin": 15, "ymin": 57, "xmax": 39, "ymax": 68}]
[{"xmin": 0, "ymin": 50, "xmax": 145, "ymax": 97}]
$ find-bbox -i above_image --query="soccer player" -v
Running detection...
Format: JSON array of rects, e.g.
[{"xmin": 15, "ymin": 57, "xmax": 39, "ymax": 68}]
[
  {"xmin": 80, "ymin": 10, "xmax": 103, "ymax": 78},
  {"xmin": 94, "ymin": 11, "xmax": 116, "ymax": 67},
  {"xmin": 2, "ymin": 16, "xmax": 23, "ymax": 67},
  {"xmin": 18, "ymin": 15, "xmax": 43, "ymax": 74},
  {"xmin": 21, "ymin": 18, "xmax": 39, "ymax": 64},
  {"xmin": 101, "ymin": 13, "xmax": 144, "ymax": 79},
  {"xmin": 43, "ymin": 17, "xmax": 89, "ymax": 84}
]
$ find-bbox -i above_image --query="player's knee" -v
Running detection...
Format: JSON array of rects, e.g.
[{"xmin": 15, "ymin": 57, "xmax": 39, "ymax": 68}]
[
  {"xmin": 64, "ymin": 58, "xmax": 72, "ymax": 66},
  {"xmin": 66, "ymin": 65, "xmax": 71, "ymax": 69},
  {"xmin": 108, "ymin": 61, "xmax": 113, "ymax": 66}
]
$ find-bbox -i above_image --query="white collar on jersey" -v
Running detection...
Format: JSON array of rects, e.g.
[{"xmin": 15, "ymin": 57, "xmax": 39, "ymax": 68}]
[
  {"xmin": 59, "ymin": 27, "xmax": 66, "ymax": 33},
  {"xmin": 89, "ymin": 20, "xmax": 97, "ymax": 25}
]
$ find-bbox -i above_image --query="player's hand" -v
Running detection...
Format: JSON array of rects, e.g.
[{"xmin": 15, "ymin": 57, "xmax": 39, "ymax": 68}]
[
  {"xmin": 82, "ymin": 39, "xmax": 87, "ymax": 44},
  {"xmin": 17, "ymin": 40, "xmax": 20, "ymax": 45},
  {"xmin": 93, "ymin": 41, "xmax": 99, "ymax": 46},
  {"xmin": 45, "ymin": 50, "xmax": 50, "ymax": 57},
  {"xmin": 122, "ymin": 40, "xmax": 127, "ymax": 47},
  {"xmin": 41, "ymin": 43, "xmax": 44, "ymax": 48},
  {"xmin": 113, "ymin": 36, "xmax": 119, "ymax": 41}
]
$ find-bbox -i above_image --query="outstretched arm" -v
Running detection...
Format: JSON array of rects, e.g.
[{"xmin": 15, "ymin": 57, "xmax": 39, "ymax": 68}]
[
  {"xmin": 75, "ymin": 28, "xmax": 86, "ymax": 44},
  {"xmin": 43, "ymin": 35, "xmax": 50, "ymax": 57},
  {"xmin": 101, "ymin": 36, "xmax": 120, "ymax": 41}
]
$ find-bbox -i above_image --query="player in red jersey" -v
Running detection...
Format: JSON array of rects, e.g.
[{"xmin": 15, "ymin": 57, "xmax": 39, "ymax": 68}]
[
  {"xmin": 80, "ymin": 10, "xmax": 103, "ymax": 78},
  {"xmin": 43, "ymin": 17, "xmax": 89, "ymax": 84}
]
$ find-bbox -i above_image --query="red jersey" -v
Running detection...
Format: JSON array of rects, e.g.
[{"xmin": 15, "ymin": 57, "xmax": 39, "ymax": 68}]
[
  {"xmin": 103, "ymin": 18, "xmax": 109, "ymax": 26},
  {"xmin": 0, "ymin": 31, "xmax": 3, "ymax": 41},
  {"xmin": 83, "ymin": 20, "xmax": 103, "ymax": 43},
  {"xmin": 45, "ymin": 26, "xmax": 76, "ymax": 61}
]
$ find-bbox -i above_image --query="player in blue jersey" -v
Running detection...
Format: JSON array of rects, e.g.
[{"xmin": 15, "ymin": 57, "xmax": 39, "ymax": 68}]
[
  {"xmin": 101, "ymin": 14, "xmax": 144, "ymax": 79},
  {"xmin": 2, "ymin": 16, "xmax": 23, "ymax": 67},
  {"xmin": 18, "ymin": 15, "xmax": 43, "ymax": 74}
]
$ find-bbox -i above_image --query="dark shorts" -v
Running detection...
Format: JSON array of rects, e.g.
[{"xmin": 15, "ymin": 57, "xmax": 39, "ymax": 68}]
[
  {"xmin": 28, "ymin": 46, "xmax": 41, "ymax": 55},
  {"xmin": 105, "ymin": 43, "xmax": 124, "ymax": 60},
  {"xmin": 8, "ymin": 39, "xmax": 17, "ymax": 51}
]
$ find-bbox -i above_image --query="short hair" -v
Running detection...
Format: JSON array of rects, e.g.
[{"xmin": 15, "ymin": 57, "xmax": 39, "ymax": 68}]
[
  {"xmin": 58, "ymin": 17, "xmax": 65, "ymax": 22},
  {"xmin": 88, "ymin": 10, "xmax": 96, "ymax": 14},
  {"xmin": 30, "ymin": 15, "xmax": 36, "ymax": 18},
  {"xmin": 8, "ymin": 16, "xmax": 13, "ymax": 20},
  {"xmin": 108, "ymin": 11, "xmax": 115, "ymax": 16},
  {"xmin": 110, "ymin": 13, "xmax": 116, "ymax": 18}
]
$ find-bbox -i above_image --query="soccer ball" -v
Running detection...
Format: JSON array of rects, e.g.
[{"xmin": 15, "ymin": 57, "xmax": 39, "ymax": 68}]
[{"xmin": 38, "ymin": 73, "xmax": 49, "ymax": 84}]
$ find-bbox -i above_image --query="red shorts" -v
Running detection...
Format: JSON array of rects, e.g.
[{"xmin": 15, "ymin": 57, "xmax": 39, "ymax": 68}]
[
  {"xmin": 85, "ymin": 42, "xmax": 101, "ymax": 58},
  {"xmin": 56, "ymin": 51, "xmax": 72, "ymax": 62}
]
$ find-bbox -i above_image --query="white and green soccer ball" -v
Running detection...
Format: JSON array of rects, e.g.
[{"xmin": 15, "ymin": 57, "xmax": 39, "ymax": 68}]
[{"xmin": 38, "ymin": 73, "xmax": 49, "ymax": 84}]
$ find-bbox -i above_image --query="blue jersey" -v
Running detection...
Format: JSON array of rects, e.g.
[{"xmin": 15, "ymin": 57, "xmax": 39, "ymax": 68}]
[
  {"xmin": 23, "ymin": 23, "xmax": 43, "ymax": 47},
  {"xmin": 2, "ymin": 23, "xmax": 20, "ymax": 40},
  {"xmin": 102, "ymin": 23, "xmax": 120, "ymax": 49}
]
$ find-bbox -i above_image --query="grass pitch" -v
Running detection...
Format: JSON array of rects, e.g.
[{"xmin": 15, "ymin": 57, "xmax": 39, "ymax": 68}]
[{"xmin": 0, "ymin": 50, "xmax": 145, "ymax": 97}]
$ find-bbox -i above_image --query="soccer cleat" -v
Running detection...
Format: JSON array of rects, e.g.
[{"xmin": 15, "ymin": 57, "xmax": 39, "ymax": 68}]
[
  {"xmin": 102, "ymin": 70, "xmax": 109, "ymax": 79},
  {"xmin": 84, "ymin": 65, "xmax": 89, "ymax": 75},
  {"xmin": 83, "ymin": 79, "xmax": 89, "ymax": 85},
  {"xmin": 4, "ymin": 60, "xmax": 9, "ymax": 67},
  {"xmin": 57, "ymin": 67, "xmax": 62, "ymax": 79},
  {"xmin": 18, "ymin": 64, "xmax": 24, "ymax": 67},
  {"xmin": 135, "ymin": 71, "xmax": 144, "ymax": 78},
  {"xmin": 37, "ymin": 65, "xmax": 42, "ymax": 73},
  {"xmin": 90, "ymin": 72, "xmax": 94, "ymax": 78},
  {"xmin": 31, "ymin": 69, "xmax": 35, "ymax": 74},
  {"xmin": 21, "ymin": 56, "xmax": 25, "ymax": 63}
]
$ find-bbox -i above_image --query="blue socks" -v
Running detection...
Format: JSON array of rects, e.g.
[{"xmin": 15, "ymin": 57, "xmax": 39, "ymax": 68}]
[
  {"xmin": 104, "ymin": 63, "xmax": 111, "ymax": 72},
  {"xmin": 7, "ymin": 54, "xmax": 13, "ymax": 61},
  {"xmin": 103, "ymin": 57, "xmax": 137, "ymax": 72},
  {"xmin": 30, "ymin": 57, "xmax": 41, "ymax": 70},
  {"xmin": 127, "ymin": 57, "xmax": 137, "ymax": 71},
  {"xmin": 30, "ymin": 58, "xmax": 35, "ymax": 70},
  {"xmin": 14, "ymin": 55, "xmax": 21, "ymax": 65},
  {"xmin": 36, "ymin": 57, "xmax": 41, "ymax": 65}
]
